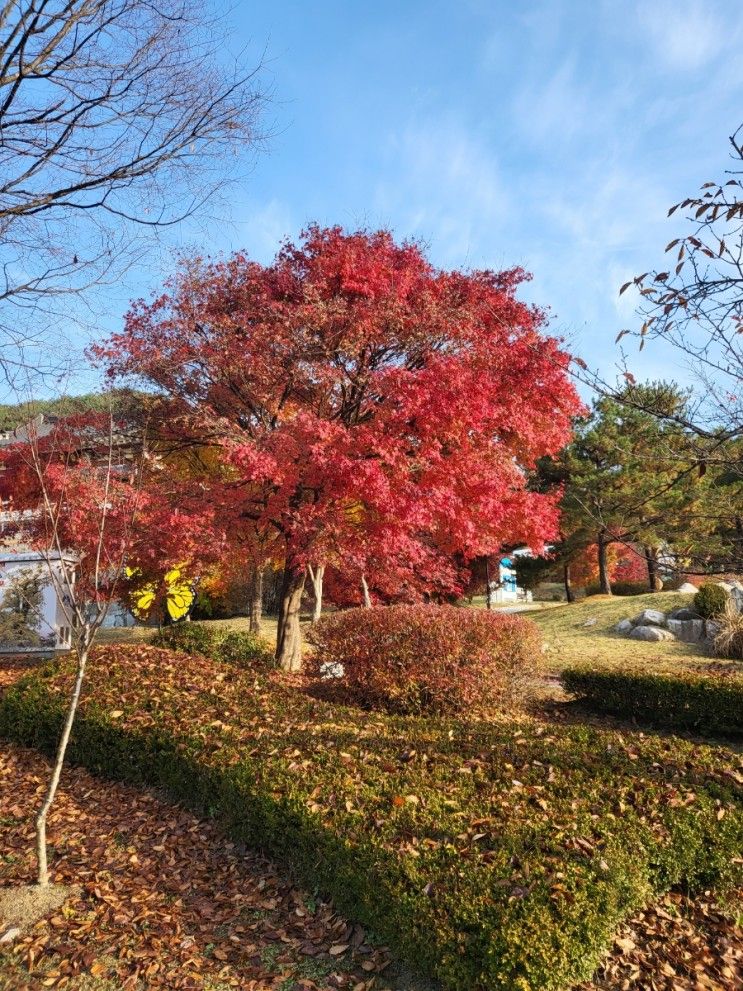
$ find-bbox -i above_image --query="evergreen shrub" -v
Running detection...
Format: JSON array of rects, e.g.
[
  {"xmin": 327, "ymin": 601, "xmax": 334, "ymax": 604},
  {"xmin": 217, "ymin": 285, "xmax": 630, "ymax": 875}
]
[
  {"xmin": 152, "ymin": 622, "xmax": 272, "ymax": 668},
  {"xmin": 562, "ymin": 667, "xmax": 743, "ymax": 737},
  {"xmin": 694, "ymin": 583, "xmax": 729, "ymax": 619}
]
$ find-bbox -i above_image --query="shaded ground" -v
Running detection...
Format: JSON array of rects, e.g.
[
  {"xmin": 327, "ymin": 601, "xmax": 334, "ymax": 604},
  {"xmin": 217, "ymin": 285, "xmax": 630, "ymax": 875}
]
[
  {"xmin": 0, "ymin": 745, "xmax": 410, "ymax": 991},
  {"xmin": 2, "ymin": 738, "xmax": 740, "ymax": 991},
  {"xmin": 580, "ymin": 891, "xmax": 742, "ymax": 991}
]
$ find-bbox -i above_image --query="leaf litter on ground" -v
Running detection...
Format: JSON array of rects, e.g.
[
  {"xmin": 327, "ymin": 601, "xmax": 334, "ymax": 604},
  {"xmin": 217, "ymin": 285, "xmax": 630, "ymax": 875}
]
[{"xmin": 0, "ymin": 648, "xmax": 741, "ymax": 991}]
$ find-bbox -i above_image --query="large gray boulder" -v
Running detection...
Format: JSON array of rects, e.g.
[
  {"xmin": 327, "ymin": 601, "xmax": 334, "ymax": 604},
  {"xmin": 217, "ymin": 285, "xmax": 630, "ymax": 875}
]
[
  {"xmin": 631, "ymin": 608, "xmax": 666, "ymax": 628},
  {"xmin": 668, "ymin": 607, "xmax": 701, "ymax": 621},
  {"xmin": 629, "ymin": 625, "xmax": 676, "ymax": 642},
  {"xmin": 666, "ymin": 618, "xmax": 705, "ymax": 643},
  {"xmin": 613, "ymin": 618, "xmax": 634, "ymax": 634}
]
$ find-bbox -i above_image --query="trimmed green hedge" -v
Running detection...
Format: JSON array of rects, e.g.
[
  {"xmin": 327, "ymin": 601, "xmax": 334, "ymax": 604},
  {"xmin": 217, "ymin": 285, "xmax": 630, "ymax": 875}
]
[
  {"xmin": 151, "ymin": 622, "xmax": 273, "ymax": 668},
  {"xmin": 562, "ymin": 668, "xmax": 743, "ymax": 737},
  {"xmin": 2, "ymin": 646, "xmax": 741, "ymax": 991}
]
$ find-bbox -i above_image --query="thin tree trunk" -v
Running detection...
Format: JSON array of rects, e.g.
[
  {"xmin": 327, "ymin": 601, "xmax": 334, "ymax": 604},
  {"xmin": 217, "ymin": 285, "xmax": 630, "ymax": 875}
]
[
  {"xmin": 308, "ymin": 564, "xmax": 324, "ymax": 623},
  {"xmin": 485, "ymin": 556, "xmax": 494, "ymax": 610},
  {"xmin": 36, "ymin": 638, "xmax": 89, "ymax": 886},
  {"xmin": 276, "ymin": 562, "xmax": 305, "ymax": 671},
  {"xmin": 597, "ymin": 532, "xmax": 612, "ymax": 595},
  {"xmin": 644, "ymin": 546, "xmax": 659, "ymax": 592},
  {"xmin": 564, "ymin": 563, "xmax": 575, "ymax": 603},
  {"xmin": 249, "ymin": 564, "xmax": 264, "ymax": 634},
  {"xmin": 361, "ymin": 574, "xmax": 372, "ymax": 608},
  {"xmin": 734, "ymin": 515, "xmax": 743, "ymax": 572}
]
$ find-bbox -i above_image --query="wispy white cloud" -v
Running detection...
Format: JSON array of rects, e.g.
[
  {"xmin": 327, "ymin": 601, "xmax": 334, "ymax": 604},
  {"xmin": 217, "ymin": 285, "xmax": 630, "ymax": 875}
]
[
  {"xmin": 374, "ymin": 120, "xmax": 510, "ymax": 264},
  {"xmin": 230, "ymin": 197, "xmax": 294, "ymax": 263},
  {"xmin": 636, "ymin": 0, "xmax": 726, "ymax": 71}
]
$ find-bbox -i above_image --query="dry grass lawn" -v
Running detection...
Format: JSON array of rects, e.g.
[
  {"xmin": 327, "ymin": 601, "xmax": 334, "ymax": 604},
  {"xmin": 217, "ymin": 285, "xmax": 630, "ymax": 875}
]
[
  {"xmin": 98, "ymin": 593, "xmax": 716, "ymax": 680},
  {"xmin": 97, "ymin": 614, "xmax": 280, "ymax": 646},
  {"xmin": 529, "ymin": 591, "xmax": 715, "ymax": 675}
]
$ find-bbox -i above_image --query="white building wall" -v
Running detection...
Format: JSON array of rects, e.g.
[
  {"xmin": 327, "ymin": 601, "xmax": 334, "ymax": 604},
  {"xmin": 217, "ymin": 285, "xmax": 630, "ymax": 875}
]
[{"xmin": 0, "ymin": 551, "xmax": 76, "ymax": 653}]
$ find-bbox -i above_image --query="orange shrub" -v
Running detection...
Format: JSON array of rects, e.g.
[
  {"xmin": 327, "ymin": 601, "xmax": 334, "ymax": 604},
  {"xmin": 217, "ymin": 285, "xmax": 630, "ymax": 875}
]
[{"xmin": 306, "ymin": 604, "xmax": 541, "ymax": 715}]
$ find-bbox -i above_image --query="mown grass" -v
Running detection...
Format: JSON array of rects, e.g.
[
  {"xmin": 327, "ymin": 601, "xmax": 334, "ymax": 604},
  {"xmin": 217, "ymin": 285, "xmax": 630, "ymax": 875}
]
[{"xmin": 528, "ymin": 591, "xmax": 713, "ymax": 675}]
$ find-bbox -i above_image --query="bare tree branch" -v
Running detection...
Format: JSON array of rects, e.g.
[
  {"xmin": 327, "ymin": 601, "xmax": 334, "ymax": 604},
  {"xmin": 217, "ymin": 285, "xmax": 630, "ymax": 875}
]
[{"xmin": 0, "ymin": 0, "xmax": 267, "ymax": 386}]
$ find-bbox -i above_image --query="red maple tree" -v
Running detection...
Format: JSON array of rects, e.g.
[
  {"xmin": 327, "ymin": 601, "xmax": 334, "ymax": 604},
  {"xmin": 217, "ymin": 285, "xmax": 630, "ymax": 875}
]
[
  {"xmin": 97, "ymin": 225, "xmax": 582, "ymax": 668},
  {"xmin": 0, "ymin": 413, "xmax": 223, "ymax": 616}
]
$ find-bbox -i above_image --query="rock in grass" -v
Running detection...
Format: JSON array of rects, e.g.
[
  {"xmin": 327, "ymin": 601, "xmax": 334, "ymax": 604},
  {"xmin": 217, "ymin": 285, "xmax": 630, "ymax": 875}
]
[
  {"xmin": 613, "ymin": 619, "xmax": 634, "ymax": 634},
  {"xmin": 629, "ymin": 625, "xmax": 676, "ymax": 642},
  {"xmin": 631, "ymin": 609, "xmax": 666, "ymax": 628},
  {"xmin": 668, "ymin": 607, "xmax": 702, "ymax": 621},
  {"xmin": 319, "ymin": 661, "xmax": 345, "ymax": 680},
  {"xmin": 676, "ymin": 582, "xmax": 699, "ymax": 594},
  {"xmin": 666, "ymin": 618, "xmax": 704, "ymax": 643}
]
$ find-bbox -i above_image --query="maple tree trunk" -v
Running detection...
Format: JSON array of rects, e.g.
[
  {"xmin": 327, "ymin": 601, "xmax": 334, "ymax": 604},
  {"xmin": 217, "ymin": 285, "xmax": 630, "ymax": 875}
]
[
  {"xmin": 36, "ymin": 639, "xmax": 89, "ymax": 886},
  {"xmin": 361, "ymin": 574, "xmax": 372, "ymax": 608},
  {"xmin": 485, "ymin": 556, "xmax": 493, "ymax": 610},
  {"xmin": 597, "ymin": 532, "xmax": 612, "ymax": 595},
  {"xmin": 563, "ymin": 563, "xmax": 575, "ymax": 603},
  {"xmin": 276, "ymin": 562, "xmax": 305, "ymax": 671},
  {"xmin": 309, "ymin": 564, "xmax": 324, "ymax": 623},
  {"xmin": 249, "ymin": 564, "xmax": 264, "ymax": 634}
]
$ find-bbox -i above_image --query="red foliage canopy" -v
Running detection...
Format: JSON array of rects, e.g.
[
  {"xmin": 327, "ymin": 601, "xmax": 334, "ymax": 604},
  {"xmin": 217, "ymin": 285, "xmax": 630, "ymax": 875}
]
[
  {"xmin": 96, "ymin": 225, "xmax": 582, "ymax": 605},
  {"xmin": 0, "ymin": 414, "xmax": 223, "ymax": 612}
]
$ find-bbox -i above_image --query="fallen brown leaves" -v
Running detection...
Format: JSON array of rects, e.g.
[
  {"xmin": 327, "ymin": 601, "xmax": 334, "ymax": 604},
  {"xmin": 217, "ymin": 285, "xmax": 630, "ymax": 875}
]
[
  {"xmin": 0, "ymin": 655, "xmax": 45, "ymax": 690},
  {"xmin": 0, "ymin": 745, "xmax": 396, "ymax": 991},
  {"xmin": 581, "ymin": 891, "xmax": 743, "ymax": 991},
  {"xmin": 1, "ymin": 649, "xmax": 741, "ymax": 991}
]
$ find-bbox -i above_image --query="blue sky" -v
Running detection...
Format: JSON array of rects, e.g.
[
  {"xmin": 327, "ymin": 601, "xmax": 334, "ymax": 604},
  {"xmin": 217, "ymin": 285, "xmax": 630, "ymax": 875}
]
[{"xmin": 21, "ymin": 0, "xmax": 743, "ymax": 400}]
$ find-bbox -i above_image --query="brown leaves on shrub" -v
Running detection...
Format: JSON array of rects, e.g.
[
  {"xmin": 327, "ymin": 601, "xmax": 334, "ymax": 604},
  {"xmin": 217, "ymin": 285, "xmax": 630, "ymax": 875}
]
[{"xmin": 306, "ymin": 604, "xmax": 542, "ymax": 715}]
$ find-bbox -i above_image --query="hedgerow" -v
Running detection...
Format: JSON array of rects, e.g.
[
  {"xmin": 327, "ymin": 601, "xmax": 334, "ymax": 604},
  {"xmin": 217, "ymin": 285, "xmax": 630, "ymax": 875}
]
[
  {"xmin": 151, "ymin": 622, "xmax": 273, "ymax": 669},
  {"xmin": 306, "ymin": 604, "xmax": 541, "ymax": 714},
  {"xmin": 1, "ymin": 645, "xmax": 741, "ymax": 991},
  {"xmin": 562, "ymin": 668, "xmax": 743, "ymax": 737}
]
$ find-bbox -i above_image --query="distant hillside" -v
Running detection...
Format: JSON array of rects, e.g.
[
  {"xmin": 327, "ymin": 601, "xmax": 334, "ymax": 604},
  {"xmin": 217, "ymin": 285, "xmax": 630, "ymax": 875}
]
[{"xmin": 0, "ymin": 390, "xmax": 148, "ymax": 432}]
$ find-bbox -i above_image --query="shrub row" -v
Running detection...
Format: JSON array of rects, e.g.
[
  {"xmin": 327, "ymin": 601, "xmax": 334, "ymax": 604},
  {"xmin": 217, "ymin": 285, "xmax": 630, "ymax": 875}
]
[
  {"xmin": 562, "ymin": 667, "xmax": 743, "ymax": 737},
  {"xmin": 151, "ymin": 622, "xmax": 273, "ymax": 668},
  {"xmin": 306, "ymin": 604, "xmax": 541, "ymax": 715},
  {"xmin": 1, "ymin": 646, "xmax": 741, "ymax": 991}
]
